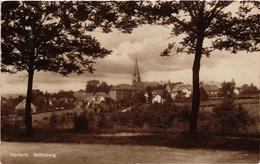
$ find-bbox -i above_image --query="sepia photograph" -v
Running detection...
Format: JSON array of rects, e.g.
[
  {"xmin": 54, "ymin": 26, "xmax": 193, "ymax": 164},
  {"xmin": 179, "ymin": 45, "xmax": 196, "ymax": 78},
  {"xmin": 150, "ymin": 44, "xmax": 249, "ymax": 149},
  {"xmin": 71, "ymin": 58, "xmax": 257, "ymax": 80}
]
[{"xmin": 1, "ymin": 1, "xmax": 260, "ymax": 164}]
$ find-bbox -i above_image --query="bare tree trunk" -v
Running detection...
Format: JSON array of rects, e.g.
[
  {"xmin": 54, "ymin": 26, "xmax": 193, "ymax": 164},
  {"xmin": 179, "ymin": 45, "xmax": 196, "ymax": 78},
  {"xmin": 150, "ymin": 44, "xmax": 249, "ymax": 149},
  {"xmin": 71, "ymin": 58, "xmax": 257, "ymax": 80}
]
[
  {"xmin": 25, "ymin": 69, "xmax": 34, "ymax": 136},
  {"xmin": 189, "ymin": 33, "xmax": 204, "ymax": 136}
]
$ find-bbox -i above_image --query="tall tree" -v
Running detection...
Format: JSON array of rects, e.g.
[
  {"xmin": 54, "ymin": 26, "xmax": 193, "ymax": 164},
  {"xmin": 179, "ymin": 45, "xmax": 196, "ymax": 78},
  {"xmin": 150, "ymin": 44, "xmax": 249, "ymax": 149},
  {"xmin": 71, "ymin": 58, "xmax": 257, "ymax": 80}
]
[
  {"xmin": 117, "ymin": 1, "xmax": 259, "ymax": 135},
  {"xmin": 1, "ymin": 1, "xmax": 116, "ymax": 136}
]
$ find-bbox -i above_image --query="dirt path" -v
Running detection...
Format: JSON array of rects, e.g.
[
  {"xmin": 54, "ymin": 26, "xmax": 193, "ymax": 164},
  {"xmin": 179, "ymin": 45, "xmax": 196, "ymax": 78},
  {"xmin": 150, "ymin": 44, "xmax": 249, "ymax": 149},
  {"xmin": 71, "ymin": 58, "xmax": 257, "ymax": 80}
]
[{"xmin": 1, "ymin": 142, "xmax": 259, "ymax": 164}]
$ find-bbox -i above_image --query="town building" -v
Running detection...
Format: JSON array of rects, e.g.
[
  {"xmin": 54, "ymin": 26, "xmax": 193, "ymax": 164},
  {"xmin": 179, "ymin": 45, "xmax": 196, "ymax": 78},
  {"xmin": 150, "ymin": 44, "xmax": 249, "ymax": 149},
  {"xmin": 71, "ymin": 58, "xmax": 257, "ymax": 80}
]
[
  {"xmin": 151, "ymin": 89, "xmax": 165, "ymax": 104},
  {"xmin": 132, "ymin": 58, "xmax": 143, "ymax": 88},
  {"xmin": 166, "ymin": 82, "xmax": 192, "ymax": 99},
  {"xmin": 110, "ymin": 58, "xmax": 144, "ymax": 101},
  {"xmin": 202, "ymin": 84, "xmax": 220, "ymax": 96},
  {"xmin": 110, "ymin": 84, "xmax": 139, "ymax": 101},
  {"xmin": 15, "ymin": 99, "xmax": 37, "ymax": 115},
  {"xmin": 234, "ymin": 88, "xmax": 240, "ymax": 95},
  {"xmin": 152, "ymin": 95, "xmax": 165, "ymax": 104}
]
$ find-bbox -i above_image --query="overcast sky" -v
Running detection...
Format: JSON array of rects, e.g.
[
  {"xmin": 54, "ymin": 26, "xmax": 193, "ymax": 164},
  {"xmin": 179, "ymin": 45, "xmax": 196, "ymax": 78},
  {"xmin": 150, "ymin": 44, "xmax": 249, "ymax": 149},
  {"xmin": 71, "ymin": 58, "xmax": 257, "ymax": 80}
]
[{"xmin": 1, "ymin": 24, "xmax": 260, "ymax": 94}]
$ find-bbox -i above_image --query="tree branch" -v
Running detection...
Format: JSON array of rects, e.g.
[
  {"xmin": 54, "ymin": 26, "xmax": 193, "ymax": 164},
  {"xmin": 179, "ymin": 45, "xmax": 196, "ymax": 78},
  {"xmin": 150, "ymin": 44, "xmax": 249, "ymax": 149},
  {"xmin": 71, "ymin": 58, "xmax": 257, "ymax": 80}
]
[
  {"xmin": 182, "ymin": 2, "xmax": 196, "ymax": 22},
  {"xmin": 168, "ymin": 15, "xmax": 197, "ymax": 34},
  {"xmin": 205, "ymin": 2, "xmax": 232, "ymax": 28}
]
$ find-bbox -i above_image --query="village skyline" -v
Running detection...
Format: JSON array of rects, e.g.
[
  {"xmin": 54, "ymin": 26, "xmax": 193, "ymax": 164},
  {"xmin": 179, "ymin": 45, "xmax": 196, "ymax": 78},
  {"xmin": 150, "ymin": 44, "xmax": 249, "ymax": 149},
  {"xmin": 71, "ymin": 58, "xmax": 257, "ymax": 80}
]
[
  {"xmin": 2, "ymin": 68, "xmax": 259, "ymax": 95},
  {"xmin": 2, "ymin": 71, "xmax": 260, "ymax": 95},
  {"xmin": 2, "ymin": 23, "xmax": 260, "ymax": 94},
  {"xmin": 2, "ymin": 50, "xmax": 260, "ymax": 94}
]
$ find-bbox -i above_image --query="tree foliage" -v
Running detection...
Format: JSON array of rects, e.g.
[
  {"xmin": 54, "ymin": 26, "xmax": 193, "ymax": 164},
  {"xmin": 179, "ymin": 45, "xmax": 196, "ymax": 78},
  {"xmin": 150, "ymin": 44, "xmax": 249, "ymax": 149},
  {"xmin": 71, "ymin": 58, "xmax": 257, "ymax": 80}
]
[
  {"xmin": 219, "ymin": 80, "xmax": 236, "ymax": 97},
  {"xmin": 132, "ymin": 1, "xmax": 260, "ymax": 55},
  {"xmin": 1, "ymin": 1, "xmax": 113, "ymax": 75},
  {"xmin": 161, "ymin": 89, "xmax": 173, "ymax": 103},
  {"xmin": 240, "ymin": 83, "xmax": 259, "ymax": 95},
  {"xmin": 146, "ymin": 86, "xmax": 153, "ymax": 104},
  {"xmin": 200, "ymin": 85, "xmax": 209, "ymax": 100},
  {"xmin": 99, "ymin": 81, "xmax": 111, "ymax": 94},
  {"xmin": 132, "ymin": 90, "xmax": 146, "ymax": 104},
  {"xmin": 86, "ymin": 80, "xmax": 111, "ymax": 93},
  {"xmin": 212, "ymin": 96, "xmax": 254, "ymax": 134},
  {"xmin": 86, "ymin": 80, "xmax": 101, "ymax": 93}
]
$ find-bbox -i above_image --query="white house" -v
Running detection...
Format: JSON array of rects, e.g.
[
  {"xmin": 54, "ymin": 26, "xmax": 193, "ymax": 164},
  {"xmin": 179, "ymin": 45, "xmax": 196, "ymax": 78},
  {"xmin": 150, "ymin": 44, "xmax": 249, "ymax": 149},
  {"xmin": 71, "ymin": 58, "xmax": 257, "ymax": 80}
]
[
  {"xmin": 86, "ymin": 95, "xmax": 106, "ymax": 106},
  {"xmin": 234, "ymin": 88, "xmax": 240, "ymax": 95},
  {"xmin": 15, "ymin": 99, "xmax": 37, "ymax": 114},
  {"xmin": 203, "ymin": 84, "xmax": 220, "ymax": 96},
  {"xmin": 166, "ymin": 82, "xmax": 192, "ymax": 99},
  {"xmin": 152, "ymin": 95, "xmax": 165, "ymax": 104},
  {"xmin": 181, "ymin": 87, "xmax": 192, "ymax": 98},
  {"xmin": 170, "ymin": 92, "xmax": 178, "ymax": 100}
]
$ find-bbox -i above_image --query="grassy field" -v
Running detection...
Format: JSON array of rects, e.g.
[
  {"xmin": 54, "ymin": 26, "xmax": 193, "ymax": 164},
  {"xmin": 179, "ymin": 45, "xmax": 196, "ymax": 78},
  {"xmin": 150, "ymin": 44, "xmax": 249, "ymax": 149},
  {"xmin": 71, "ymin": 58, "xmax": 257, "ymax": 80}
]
[
  {"xmin": 2, "ymin": 128, "xmax": 259, "ymax": 151},
  {"xmin": 2, "ymin": 97, "xmax": 259, "ymax": 139}
]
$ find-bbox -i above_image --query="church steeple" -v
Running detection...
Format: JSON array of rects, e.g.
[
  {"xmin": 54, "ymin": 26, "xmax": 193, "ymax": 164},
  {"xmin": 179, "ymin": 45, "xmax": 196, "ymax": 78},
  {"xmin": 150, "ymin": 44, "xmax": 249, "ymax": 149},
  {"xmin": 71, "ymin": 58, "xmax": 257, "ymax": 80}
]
[{"xmin": 132, "ymin": 57, "xmax": 141, "ymax": 86}]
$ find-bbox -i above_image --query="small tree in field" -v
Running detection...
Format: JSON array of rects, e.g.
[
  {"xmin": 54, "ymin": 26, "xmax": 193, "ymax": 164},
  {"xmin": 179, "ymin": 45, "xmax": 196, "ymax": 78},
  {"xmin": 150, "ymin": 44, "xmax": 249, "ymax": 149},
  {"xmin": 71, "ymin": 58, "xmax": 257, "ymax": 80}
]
[
  {"xmin": 212, "ymin": 96, "xmax": 254, "ymax": 134},
  {"xmin": 219, "ymin": 80, "xmax": 236, "ymax": 97},
  {"xmin": 200, "ymin": 85, "xmax": 209, "ymax": 101},
  {"xmin": 1, "ymin": 2, "xmax": 118, "ymax": 136},
  {"xmin": 86, "ymin": 80, "xmax": 100, "ymax": 94},
  {"xmin": 117, "ymin": 1, "xmax": 259, "ymax": 135}
]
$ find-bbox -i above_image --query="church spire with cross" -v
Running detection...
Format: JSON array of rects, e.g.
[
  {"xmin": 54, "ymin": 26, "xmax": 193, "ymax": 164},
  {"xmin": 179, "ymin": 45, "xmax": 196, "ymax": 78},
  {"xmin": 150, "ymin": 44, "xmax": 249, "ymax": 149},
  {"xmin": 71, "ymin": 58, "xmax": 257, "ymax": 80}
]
[{"xmin": 132, "ymin": 57, "xmax": 141, "ymax": 87}]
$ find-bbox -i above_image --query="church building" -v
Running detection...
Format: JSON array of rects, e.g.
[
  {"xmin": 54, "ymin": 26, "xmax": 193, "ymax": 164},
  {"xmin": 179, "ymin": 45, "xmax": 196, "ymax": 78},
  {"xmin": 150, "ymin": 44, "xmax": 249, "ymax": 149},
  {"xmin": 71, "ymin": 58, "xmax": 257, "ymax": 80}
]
[
  {"xmin": 110, "ymin": 58, "xmax": 144, "ymax": 101},
  {"xmin": 132, "ymin": 58, "xmax": 143, "ymax": 88}
]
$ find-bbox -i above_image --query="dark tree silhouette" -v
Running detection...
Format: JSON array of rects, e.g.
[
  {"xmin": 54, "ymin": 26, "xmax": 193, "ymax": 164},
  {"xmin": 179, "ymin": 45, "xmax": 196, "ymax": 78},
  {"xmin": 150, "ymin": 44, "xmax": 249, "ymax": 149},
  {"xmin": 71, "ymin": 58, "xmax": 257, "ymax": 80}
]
[
  {"xmin": 200, "ymin": 85, "xmax": 209, "ymax": 101},
  {"xmin": 132, "ymin": 91, "xmax": 146, "ymax": 104},
  {"xmin": 146, "ymin": 86, "xmax": 153, "ymax": 103},
  {"xmin": 99, "ymin": 81, "xmax": 111, "ymax": 94},
  {"xmin": 1, "ymin": 2, "xmax": 116, "ymax": 136},
  {"xmin": 118, "ymin": 1, "xmax": 259, "ymax": 135},
  {"xmin": 86, "ymin": 80, "xmax": 100, "ymax": 94},
  {"xmin": 86, "ymin": 80, "xmax": 111, "ymax": 93},
  {"xmin": 219, "ymin": 80, "xmax": 236, "ymax": 97},
  {"xmin": 161, "ymin": 89, "xmax": 173, "ymax": 103},
  {"xmin": 240, "ymin": 83, "xmax": 259, "ymax": 95}
]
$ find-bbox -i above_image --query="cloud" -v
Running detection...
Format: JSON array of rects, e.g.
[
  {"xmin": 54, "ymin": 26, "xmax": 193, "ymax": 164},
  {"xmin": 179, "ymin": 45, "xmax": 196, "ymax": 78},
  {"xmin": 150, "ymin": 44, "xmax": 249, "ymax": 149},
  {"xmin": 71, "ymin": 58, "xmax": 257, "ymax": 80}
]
[{"xmin": 2, "ymin": 25, "xmax": 260, "ymax": 94}]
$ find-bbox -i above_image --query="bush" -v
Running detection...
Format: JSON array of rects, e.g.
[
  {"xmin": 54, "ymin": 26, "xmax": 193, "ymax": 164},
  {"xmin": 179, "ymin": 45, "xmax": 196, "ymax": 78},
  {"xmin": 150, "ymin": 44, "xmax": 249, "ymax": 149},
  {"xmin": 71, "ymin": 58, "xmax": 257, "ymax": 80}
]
[
  {"xmin": 111, "ymin": 111, "xmax": 130, "ymax": 126},
  {"xmin": 212, "ymin": 96, "xmax": 254, "ymax": 134},
  {"xmin": 132, "ymin": 91, "xmax": 146, "ymax": 104},
  {"xmin": 74, "ymin": 112, "xmax": 89, "ymax": 133},
  {"xmin": 111, "ymin": 103, "xmax": 190, "ymax": 130},
  {"xmin": 60, "ymin": 114, "xmax": 69, "ymax": 129},
  {"xmin": 146, "ymin": 103, "xmax": 175, "ymax": 128},
  {"xmin": 98, "ymin": 112, "xmax": 106, "ymax": 129},
  {"xmin": 200, "ymin": 86, "xmax": 209, "ymax": 100},
  {"xmin": 49, "ymin": 113, "xmax": 59, "ymax": 129}
]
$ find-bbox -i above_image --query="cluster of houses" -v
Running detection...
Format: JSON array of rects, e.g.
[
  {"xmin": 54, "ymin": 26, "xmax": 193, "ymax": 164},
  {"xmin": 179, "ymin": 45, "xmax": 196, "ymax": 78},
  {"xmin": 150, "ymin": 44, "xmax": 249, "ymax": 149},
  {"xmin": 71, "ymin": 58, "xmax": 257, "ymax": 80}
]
[
  {"xmin": 15, "ymin": 99, "xmax": 37, "ymax": 115},
  {"xmin": 11, "ymin": 58, "xmax": 235, "ymax": 115},
  {"xmin": 14, "ymin": 90, "xmax": 77, "ymax": 115},
  {"xmin": 81, "ymin": 92, "xmax": 107, "ymax": 108},
  {"xmin": 108, "ymin": 58, "xmax": 222, "ymax": 104},
  {"xmin": 149, "ymin": 82, "xmax": 192, "ymax": 104}
]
